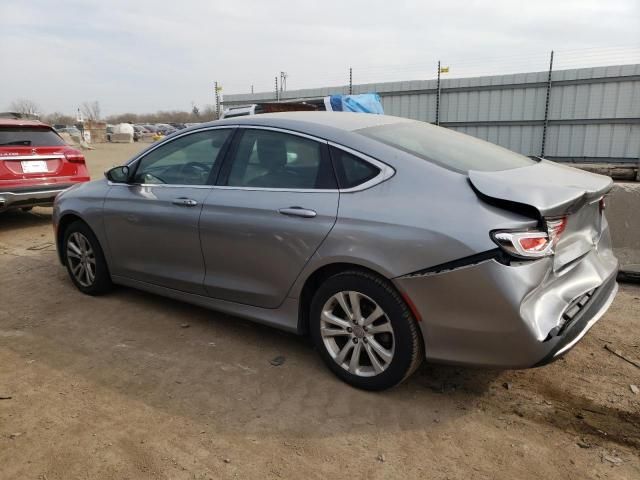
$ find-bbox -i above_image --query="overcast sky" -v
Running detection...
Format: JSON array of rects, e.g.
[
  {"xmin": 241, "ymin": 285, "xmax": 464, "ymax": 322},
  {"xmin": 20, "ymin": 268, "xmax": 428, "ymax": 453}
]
[{"xmin": 1, "ymin": 0, "xmax": 638, "ymax": 116}]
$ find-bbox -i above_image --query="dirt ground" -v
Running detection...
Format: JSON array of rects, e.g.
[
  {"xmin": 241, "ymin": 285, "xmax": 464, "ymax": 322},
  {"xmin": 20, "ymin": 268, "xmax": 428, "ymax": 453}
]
[{"xmin": 1, "ymin": 143, "xmax": 639, "ymax": 479}]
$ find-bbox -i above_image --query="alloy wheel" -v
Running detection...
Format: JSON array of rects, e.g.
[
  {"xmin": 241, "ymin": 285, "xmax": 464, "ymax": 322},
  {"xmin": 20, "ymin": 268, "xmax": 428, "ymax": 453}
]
[
  {"xmin": 320, "ymin": 291, "xmax": 395, "ymax": 377},
  {"xmin": 66, "ymin": 232, "xmax": 96, "ymax": 287}
]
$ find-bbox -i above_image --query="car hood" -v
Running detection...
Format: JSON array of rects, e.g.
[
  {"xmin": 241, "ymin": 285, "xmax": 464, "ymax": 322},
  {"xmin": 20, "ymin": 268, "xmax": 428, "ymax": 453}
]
[{"xmin": 468, "ymin": 159, "xmax": 613, "ymax": 217}]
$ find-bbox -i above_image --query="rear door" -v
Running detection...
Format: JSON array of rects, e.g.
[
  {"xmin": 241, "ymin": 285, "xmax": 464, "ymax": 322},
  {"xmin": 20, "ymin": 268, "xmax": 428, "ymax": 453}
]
[
  {"xmin": 199, "ymin": 127, "xmax": 339, "ymax": 308},
  {"xmin": 103, "ymin": 127, "xmax": 233, "ymax": 294}
]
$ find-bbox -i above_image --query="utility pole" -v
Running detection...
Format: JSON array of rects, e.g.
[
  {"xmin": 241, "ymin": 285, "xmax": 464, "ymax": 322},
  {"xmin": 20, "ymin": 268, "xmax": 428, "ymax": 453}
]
[
  {"xmin": 214, "ymin": 81, "xmax": 220, "ymax": 119},
  {"xmin": 275, "ymin": 76, "xmax": 279, "ymax": 101},
  {"xmin": 251, "ymin": 85, "xmax": 254, "ymax": 94},
  {"xmin": 349, "ymin": 67, "xmax": 353, "ymax": 95},
  {"xmin": 280, "ymin": 71, "xmax": 288, "ymax": 92},
  {"xmin": 435, "ymin": 61, "xmax": 441, "ymax": 125},
  {"xmin": 540, "ymin": 50, "xmax": 554, "ymax": 158}
]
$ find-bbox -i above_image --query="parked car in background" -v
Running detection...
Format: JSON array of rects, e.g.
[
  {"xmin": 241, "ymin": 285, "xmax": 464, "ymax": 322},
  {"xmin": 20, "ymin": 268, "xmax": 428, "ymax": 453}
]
[
  {"xmin": 222, "ymin": 102, "xmax": 318, "ymax": 119},
  {"xmin": 142, "ymin": 124, "xmax": 159, "ymax": 134},
  {"xmin": 155, "ymin": 124, "xmax": 177, "ymax": 136},
  {"xmin": 133, "ymin": 125, "xmax": 147, "ymax": 142},
  {"xmin": 56, "ymin": 126, "xmax": 82, "ymax": 138},
  {"xmin": 1, "ymin": 119, "xmax": 89, "ymax": 212},
  {"xmin": 53, "ymin": 112, "xmax": 618, "ymax": 390},
  {"xmin": 169, "ymin": 123, "xmax": 187, "ymax": 130}
]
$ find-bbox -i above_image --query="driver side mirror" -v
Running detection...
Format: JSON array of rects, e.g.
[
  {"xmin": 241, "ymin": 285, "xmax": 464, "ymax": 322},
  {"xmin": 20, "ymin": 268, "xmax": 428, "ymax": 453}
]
[{"xmin": 105, "ymin": 165, "xmax": 130, "ymax": 183}]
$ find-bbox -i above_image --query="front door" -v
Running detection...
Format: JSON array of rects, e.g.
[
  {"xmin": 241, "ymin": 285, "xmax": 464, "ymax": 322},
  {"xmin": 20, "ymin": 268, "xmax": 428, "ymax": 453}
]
[
  {"xmin": 199, "ymin": 127, "xmax": 339, "ymax": 308},
  {"xmin": 103, "ymin": 128, "xmax": 233, "ymax": 294}
]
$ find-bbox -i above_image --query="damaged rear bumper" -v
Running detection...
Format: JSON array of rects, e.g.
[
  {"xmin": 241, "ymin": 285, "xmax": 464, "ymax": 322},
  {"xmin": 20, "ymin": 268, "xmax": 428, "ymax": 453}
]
[{"xmin": 394, "ymin": 233, "xmax": 618, "ymax": 368}]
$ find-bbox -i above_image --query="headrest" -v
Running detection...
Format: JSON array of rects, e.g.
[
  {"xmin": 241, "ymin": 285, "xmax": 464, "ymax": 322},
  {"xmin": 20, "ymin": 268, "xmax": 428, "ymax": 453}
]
[{"xmin": 256, "ymin": 137, "xmax": 287, "ymax": 171}]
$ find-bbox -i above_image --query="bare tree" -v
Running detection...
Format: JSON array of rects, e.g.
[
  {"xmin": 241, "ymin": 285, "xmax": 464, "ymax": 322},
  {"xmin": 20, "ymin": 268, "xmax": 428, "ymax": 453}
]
[
  {"xmin": 201, "ymin": 104, "xmax": 218, "ymax": 121},
  {"xmin": 44, "ymin": 112, "xmax": 75, "ymax": 126},
  {"xmin": 105, "ymin": 106, "xmax": 213, "ymax": 125},
  {"xmin": 9, "ymin": 98, "xmax": 41, "ymax": 116},
  {"xmin": 81, "ymin": 101, "xmax": 101, "ymax": 122}
]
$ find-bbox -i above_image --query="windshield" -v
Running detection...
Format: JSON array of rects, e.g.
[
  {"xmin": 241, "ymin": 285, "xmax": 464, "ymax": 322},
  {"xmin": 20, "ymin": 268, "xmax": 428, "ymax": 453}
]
[
  {"xmin": 357, "ymin": 121, "xmax": 536, "ymax": 172},
  {"xmin": 0, "ymin": 127, "xmax": 66, "ymax": 147}
]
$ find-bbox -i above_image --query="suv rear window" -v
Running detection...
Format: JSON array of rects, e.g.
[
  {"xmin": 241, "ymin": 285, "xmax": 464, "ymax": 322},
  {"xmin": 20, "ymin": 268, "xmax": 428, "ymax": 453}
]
[
  {"xmin": 357, "ymin": 121, "xmax": 536, "ymax": 173},
  {"xmin": 0, "ymin": 127, "xmax": 66, "ymax": 147}
]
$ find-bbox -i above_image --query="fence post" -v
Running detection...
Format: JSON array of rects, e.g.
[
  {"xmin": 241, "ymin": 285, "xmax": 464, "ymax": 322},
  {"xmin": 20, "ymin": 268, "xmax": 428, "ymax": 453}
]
[
  {"xmin": 349, "ymin": 67, "xmax": 353, "ymax": 95},
  {"xmin": 214, "ymin": 81, "xmax": 220, "ymax": 119},
  {"xmin": 435, "ymin": 60, "xmax": 441, "ymax": 125},
  {"xmin": 540, "ymin": 50, "xmax": 554, "ymax": 158}
]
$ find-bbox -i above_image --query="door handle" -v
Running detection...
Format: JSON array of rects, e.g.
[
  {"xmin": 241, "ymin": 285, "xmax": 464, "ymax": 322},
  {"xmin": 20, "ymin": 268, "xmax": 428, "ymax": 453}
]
[
  {"xmin": 278, "ymin": 207, "xmax": 317, "ymax": 218},
  {"xmin": 172, "ymin": 198, "xmax": 198, "ymax": 207}
]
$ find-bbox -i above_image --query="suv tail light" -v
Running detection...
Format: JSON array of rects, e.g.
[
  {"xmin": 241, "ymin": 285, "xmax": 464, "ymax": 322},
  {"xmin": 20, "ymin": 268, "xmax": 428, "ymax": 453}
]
[
  {"xmin": 65, "ymin": 150, "xmax": 85, "ymax": 164},
  {"xmin": 492, "ymin": 217, "xmax": 567, "ymax": 259}
]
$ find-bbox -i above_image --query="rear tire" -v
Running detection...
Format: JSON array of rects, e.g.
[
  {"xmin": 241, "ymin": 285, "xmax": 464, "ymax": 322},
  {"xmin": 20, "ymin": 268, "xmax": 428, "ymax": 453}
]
[
  {"xmin": 310, "ymin": 270, "xmax": 423, "ymax": 390},
  {"xmin": 63, "ymin": 221, "xmax": 112, "ymax": 295}
]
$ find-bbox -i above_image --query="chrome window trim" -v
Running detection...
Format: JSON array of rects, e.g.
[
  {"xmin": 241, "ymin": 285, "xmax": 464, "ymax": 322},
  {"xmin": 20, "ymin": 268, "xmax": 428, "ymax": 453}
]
[
  {"xmin": 235, "ymin": 124, "xmax": 327, "ymax": 143},
  {"xmin": 125, "ymin": 125, "xmax": 237, "ymax": 169},
  {"xmin": 327, "ymin": 141, "xmax": 396, "ymax": 193},
  {"xmin": 107, "ymin": 181, "xmax": 219, "ymax": 189},
  {"xmin": 109, "ymin": 124, "xmax": 395, "ymax": 193}
]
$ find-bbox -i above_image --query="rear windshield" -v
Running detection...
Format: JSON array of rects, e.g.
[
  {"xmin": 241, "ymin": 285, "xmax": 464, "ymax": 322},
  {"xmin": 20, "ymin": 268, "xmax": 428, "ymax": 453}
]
[
  {"xmin": 357, "ymin": 121, "xmax": 536, "ymax": 172},
  {"xmin": 0, "ymin": 127, "xmax": 66, "ymax": 147}
]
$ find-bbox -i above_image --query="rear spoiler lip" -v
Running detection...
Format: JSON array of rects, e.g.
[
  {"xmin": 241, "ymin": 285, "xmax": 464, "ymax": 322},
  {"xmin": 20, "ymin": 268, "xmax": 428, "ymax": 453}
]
[{"xmin": 468, "ymin": 159, "xmax": 613, "ymax": 217}]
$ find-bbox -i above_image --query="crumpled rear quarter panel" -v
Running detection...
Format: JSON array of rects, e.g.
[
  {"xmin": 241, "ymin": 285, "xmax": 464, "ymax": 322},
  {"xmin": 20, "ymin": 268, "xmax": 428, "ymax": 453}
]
[{"xmin": 395, "ymin": 220, "xmax": 618, "ymax": 368}]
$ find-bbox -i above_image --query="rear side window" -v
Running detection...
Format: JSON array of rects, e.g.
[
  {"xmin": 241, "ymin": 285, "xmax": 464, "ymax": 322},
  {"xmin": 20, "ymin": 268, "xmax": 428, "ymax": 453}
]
[
  {"xmin": 330, "ymin": 147, "xmax": 380, "ymax": 189},
  {"xmin": 226, "ymin": 129, "xmax": 337, "ymax": 189},
  {"xmin": 0, "ymin": 127, "xmax": 66, "ymax": 147},
  {"xmin": 357, "ymin": 121, "xmax": 536, "ymax": 173}
]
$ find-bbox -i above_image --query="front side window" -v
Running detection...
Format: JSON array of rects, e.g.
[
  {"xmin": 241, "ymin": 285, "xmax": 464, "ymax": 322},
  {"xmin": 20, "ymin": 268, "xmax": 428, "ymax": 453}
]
[
  {"xmin": 227, "ymin": 129, "xmax": 336, "ymax": 189},
  {"xmin": 133, "ymin": 129, "xmax": 231, "ymax": 185}
]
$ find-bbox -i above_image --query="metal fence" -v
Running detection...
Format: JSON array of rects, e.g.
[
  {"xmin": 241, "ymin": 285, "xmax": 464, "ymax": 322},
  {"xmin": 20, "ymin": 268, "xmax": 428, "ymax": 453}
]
[{"xmin": 223, "ymin": 63, "xmax": 640, "ymax": 164}]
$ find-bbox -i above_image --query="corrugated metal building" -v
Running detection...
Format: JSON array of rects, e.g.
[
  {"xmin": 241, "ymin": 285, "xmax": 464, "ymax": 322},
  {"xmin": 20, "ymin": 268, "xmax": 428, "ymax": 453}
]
[{"xmin": 224, "ymin": 64, "xmax": 640, "ymax": 164}]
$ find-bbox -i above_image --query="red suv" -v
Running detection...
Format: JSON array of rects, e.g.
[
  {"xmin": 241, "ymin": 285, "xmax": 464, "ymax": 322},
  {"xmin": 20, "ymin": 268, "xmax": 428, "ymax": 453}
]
[{"xmin": 0, "ymin": 119, "xmax": 89, "ymax": 212}]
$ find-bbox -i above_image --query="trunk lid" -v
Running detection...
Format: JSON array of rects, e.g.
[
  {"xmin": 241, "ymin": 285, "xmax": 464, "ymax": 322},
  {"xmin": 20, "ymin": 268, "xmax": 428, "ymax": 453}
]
[
  {"xmin": 468, "ymin": 159, "xmax": 612, "ymax": 217},
  {"xmin": 0, "ymin": 146, "xmax": 66, "ymax": 180},
  {"xmin": 469, "ymin": 159, "xmax": 612, "ymax": 270}
]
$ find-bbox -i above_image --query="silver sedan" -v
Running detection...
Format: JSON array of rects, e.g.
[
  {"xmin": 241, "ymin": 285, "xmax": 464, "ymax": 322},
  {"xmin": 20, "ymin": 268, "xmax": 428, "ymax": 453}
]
[{"xmin": 53, "ymin": 112, "xmax": 618, "ymax": 390}]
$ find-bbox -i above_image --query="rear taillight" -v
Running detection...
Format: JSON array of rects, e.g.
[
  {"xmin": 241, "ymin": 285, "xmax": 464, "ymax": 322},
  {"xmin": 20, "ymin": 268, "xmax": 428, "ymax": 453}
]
[
  {"xmin": 492, "ymin": 217, "xmax": 568, "ymax": 259},
  {"xmin": 65, "ymin": 150, "xmax": 85, "ymax": 163}
]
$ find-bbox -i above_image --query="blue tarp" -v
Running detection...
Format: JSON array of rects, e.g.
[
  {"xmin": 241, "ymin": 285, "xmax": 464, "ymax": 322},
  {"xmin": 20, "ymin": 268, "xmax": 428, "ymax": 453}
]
[{"xmin": 324, "ymin": 93, "xmax": 384, "ymax": 114}]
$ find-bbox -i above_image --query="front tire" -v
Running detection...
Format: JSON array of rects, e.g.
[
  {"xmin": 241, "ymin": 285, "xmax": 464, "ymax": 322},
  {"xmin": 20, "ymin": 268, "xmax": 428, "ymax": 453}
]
[
  {"xmin": 310, "ymin": 270, "xmax": 423, "ymax": 390},
  {"xmin": 63, "ymin": 221, "xmax": 112, "ymax": 295}
]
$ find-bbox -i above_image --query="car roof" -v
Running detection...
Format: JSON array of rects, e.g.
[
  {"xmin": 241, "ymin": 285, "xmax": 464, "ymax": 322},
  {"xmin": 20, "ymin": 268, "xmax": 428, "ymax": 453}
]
[
  {"xmin": 214, "ymin": 111, "xmax": 410, "ymax": 132},
  {"xmin": 176, "ymin": 111, "xmax": 414, "ymax": 148},
  {"xmin": 0, "ymin": 118, "xmax": 51, "ymax": 128}
]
